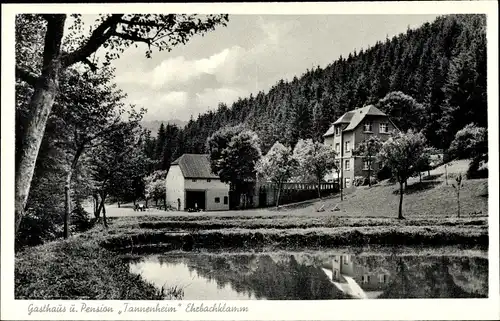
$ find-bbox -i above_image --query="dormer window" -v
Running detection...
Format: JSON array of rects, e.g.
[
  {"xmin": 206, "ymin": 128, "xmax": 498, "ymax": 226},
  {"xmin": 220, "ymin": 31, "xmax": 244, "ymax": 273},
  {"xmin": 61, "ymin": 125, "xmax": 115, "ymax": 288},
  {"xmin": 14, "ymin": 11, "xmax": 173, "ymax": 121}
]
[
  {"xmin": 363, "ymin": 122, "xmax": 372, "ymax": 132},
  {"xmin": 335, "ymin": 126, "xmax": 341, "ymax": 136}
]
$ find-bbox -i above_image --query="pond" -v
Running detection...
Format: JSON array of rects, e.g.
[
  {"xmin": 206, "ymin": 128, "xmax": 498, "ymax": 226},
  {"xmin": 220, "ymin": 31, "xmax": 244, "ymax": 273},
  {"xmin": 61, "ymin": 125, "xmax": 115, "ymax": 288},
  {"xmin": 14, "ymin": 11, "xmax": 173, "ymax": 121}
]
[{"xmin": 129, "ymin": 250, "xmax": 488, "ymax": 300}]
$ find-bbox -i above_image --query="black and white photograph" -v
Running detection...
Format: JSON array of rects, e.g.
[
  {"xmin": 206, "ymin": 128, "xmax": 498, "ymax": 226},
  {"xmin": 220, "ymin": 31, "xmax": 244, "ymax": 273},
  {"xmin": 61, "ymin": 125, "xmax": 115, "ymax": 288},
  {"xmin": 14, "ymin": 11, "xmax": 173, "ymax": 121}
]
[{"xmin": 1, "ymin": 1, "xmax": 499, "ymax": 320}]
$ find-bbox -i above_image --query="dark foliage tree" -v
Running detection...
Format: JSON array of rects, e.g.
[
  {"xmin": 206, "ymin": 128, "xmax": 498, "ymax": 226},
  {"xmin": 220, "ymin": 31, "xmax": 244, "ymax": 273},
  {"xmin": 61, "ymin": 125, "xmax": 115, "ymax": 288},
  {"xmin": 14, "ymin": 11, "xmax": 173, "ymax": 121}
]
[
  {"xmin": 207, "ymin": 125, "xmax": 262, "ymax": 208},
  {"xmin": 15, "ymin": 13, "xmax": 229, "ymax": 236},
  {"xmin": 169, "ymin": 14, "xmax": 485, "ymax": 161}
]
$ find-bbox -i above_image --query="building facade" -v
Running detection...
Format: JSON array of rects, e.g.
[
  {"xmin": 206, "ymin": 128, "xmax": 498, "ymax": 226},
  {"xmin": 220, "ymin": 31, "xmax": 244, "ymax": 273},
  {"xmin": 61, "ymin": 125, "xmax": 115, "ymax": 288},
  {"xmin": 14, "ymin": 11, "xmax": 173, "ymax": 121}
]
[
  {"xmin": 322, "ymin": 254, "xmax": 391, "ymax": 299},
  {"xmin": 323, "ymin": 105, "xmax": 398, "ymax": 188},
  {"xmin": 165, "ymin": 154, "xmax": 230, "ymax": 211}
]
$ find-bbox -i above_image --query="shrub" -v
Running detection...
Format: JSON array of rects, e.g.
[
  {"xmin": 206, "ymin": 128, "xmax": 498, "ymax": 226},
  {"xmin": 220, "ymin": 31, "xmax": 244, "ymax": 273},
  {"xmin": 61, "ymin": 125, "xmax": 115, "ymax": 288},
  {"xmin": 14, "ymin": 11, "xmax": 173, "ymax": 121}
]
[
  {"xmin": 71, "ymin": 202, "xmax": 95, "ymax": 233},
  {"xmin": 467, "ymin": 156, "xmax": 488, "ymax": 179},
  {"xmin": 448, "ymin": 124, "xmax": 487, "ymax": 160},
  {"xmin": 353, "ymin": 176, "xmax": 365, "ymax": 187},
  {"xmin": 364, "ymin": 176, "xmax": 378, "ymax": 186},
  {"xmin": 377, "ymin": 165, "xmax": 393, "ymax": 181},
  {"xmin": 16, "ymin": 207, "xmax": 63, "ymax": 249}
]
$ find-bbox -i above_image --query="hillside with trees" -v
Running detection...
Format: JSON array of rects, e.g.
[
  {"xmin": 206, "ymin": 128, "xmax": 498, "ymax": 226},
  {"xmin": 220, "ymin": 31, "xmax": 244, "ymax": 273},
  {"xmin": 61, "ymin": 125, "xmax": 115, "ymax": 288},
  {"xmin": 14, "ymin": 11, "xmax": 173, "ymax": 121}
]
[
  {"xmin": 14, "ymin": 13, "xmax": 487, "ymax": 246},
  {"xmin": 147, "ymin": 14, "xmax": 486, "ymax": 169}
]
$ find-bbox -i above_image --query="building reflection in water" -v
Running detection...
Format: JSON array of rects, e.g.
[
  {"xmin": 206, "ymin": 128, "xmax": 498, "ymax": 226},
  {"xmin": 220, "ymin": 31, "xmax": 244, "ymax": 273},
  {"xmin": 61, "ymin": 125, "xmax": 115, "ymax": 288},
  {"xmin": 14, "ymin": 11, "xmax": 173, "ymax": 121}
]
[
  {"xmin": 130, "ymin": 251, "xmax": 488, "ymax": 300},
  {"xmin": 321, "ymin": 254, "xmax": 390, "ymax": 299}
]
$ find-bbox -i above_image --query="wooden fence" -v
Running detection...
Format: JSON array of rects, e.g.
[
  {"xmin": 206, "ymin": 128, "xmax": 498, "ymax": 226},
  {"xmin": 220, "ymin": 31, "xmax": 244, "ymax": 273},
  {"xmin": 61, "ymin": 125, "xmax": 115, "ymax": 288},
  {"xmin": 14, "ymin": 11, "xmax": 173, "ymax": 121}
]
[{"xmin": 257, "ymin": 182, "xmax": 339, "ymax": 207}]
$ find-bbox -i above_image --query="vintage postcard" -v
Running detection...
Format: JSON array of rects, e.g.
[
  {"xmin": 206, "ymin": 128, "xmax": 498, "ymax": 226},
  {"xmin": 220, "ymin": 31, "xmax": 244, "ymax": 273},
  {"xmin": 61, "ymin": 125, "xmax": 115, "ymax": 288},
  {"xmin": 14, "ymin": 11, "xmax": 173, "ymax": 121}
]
[{"xmin": 1, "ymin": 1, "xmax": 499, "ymax": 320}]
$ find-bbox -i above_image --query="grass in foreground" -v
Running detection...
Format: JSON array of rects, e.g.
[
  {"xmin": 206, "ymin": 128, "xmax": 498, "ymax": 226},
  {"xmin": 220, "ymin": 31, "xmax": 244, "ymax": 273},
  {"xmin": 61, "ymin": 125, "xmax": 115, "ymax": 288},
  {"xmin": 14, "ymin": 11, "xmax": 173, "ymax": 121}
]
[
  {"xmin": 15, "ymin": 238, "xmax": 183, "ymax": 300},
  {"xmin": 16, "ymin": 160, "xmax": 488, "ymax": 299}
]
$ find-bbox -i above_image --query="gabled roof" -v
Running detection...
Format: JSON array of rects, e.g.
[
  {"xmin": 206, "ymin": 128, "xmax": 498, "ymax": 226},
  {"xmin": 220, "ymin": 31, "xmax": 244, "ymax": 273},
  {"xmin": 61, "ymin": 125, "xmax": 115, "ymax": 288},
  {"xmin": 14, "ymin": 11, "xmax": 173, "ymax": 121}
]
[
  {"xmin": 323, "ymin": 105, "xmax": 388, "ymax": 137},
  {"xmin": 171, "ymin": 154, "xmax": 219, "ymax": 179}
]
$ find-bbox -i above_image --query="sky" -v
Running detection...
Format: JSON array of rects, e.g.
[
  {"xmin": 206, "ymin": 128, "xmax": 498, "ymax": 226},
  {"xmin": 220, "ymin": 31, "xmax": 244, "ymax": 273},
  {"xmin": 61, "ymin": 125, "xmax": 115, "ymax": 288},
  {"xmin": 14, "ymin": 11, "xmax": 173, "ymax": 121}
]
[{"xmin": 75, "ymin": 14, "xmax": 441, "ymax": 122}]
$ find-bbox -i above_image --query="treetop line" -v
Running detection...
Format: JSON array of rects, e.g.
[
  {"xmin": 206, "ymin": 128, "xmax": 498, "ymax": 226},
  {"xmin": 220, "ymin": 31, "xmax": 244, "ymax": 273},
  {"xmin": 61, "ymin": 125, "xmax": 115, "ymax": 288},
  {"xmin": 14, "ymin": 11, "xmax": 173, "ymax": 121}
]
[{"xmin": 15, "ymin": 14, "xmax": 487, "ymax": 245}]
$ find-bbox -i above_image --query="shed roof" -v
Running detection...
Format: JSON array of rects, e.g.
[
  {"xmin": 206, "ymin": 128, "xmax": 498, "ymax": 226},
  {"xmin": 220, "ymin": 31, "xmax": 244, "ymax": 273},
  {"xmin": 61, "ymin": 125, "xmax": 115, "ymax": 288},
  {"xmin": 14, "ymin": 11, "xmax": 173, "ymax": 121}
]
[{"xmin": 171, "ymin": 154, "xmax": 220, "ymax": 179}]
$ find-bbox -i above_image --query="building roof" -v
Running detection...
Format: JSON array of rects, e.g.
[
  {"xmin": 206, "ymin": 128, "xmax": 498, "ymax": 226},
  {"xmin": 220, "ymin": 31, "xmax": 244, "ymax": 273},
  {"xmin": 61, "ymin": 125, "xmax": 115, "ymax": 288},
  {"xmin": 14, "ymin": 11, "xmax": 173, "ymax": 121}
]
[
  {"xmin": 171, "ymin": 154, "xmax": 220, "ymax": 179},
  {"xmin": 323, "ymin": 105, "xmax": 388, "ymax": 137}
]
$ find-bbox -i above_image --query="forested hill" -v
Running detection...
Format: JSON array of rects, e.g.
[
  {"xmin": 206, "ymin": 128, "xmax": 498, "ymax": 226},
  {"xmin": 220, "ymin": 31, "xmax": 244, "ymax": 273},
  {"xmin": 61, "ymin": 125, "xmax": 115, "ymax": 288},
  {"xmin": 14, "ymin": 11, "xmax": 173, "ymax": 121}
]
[{"xmin": 148, "ymin": 14, "xmax": 486, "ymax": 168}]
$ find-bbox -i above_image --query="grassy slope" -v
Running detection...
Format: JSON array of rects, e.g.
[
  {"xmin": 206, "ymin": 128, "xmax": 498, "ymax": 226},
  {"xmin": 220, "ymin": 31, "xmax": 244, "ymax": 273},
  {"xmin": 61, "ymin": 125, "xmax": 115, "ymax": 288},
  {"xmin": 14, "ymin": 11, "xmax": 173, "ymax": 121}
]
[
  {"xmin": 16, "ymin": 160, "xmax": 489, "ymax": 299},
  {"xmin": 286, "ymin": 159, "xmax": 488, "ymax": 218},
  {"xmin": 15, "ymin": 237, "xmax": 183, "ymax": 300}
]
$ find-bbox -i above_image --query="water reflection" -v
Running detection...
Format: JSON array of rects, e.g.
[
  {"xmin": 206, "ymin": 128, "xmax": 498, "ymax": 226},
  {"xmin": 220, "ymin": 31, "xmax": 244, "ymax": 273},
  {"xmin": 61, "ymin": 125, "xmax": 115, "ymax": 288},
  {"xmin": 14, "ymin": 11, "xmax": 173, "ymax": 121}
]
[{"xmin": 129, "ymin": 252, "xmax": 488, "ymax": 300}]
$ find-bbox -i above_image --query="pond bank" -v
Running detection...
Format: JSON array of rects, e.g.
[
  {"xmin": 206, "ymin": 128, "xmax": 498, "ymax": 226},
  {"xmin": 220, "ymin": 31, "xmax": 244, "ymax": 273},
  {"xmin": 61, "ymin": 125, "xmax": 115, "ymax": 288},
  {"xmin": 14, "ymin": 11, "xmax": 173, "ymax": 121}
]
[
  {"xmin": 14, "ymin": 238, "xmax": 183, "ymax": 300},
  {"xmin": 15, "ymin": 215, "xmax": 488, "ymax": 299},
  {"xmin": 100, "ymin": 215, "xmax": 488, "ymax": 253}
]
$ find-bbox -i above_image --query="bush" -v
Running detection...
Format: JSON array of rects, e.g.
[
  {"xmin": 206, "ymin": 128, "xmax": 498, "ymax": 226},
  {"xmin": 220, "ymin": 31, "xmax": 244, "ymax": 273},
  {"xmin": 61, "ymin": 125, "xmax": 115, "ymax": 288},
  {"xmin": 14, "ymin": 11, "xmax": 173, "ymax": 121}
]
[
  {"xmin": 353, "ymin": 176, "xmax": 378, "ymax": 186},
  {"xmin": 364, "ymin": 176, "xmax": 378, "ymax": 186},
  {"xmin": 447, "ymin": 124, "xmax": 487, "ymax": 160},
  {"xmin": 16, "ymin": 207, "xmax": 63, "ymax": 249},
  {"xmin": 377, "ymin": 165, "xmax": 393, "ymax": 181},
  {"xmin": 353, "ymin": 176, "xmax": 365, "ymax": 187},
  {"xmin": 467, "ymin": 156, "xmax": 488, "ymax": 179},
  {"xmin": 71, "ymin": 202, "xmax": 95, "ymax": 233}
]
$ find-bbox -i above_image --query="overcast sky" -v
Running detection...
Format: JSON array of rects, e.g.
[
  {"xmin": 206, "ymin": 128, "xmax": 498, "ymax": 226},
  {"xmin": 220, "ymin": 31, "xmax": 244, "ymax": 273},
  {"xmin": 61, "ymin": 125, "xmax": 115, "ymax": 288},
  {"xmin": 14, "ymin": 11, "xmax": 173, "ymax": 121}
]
[{"xmin": 76, "ymin": 14, "xmax": 441, "ymax": 122}]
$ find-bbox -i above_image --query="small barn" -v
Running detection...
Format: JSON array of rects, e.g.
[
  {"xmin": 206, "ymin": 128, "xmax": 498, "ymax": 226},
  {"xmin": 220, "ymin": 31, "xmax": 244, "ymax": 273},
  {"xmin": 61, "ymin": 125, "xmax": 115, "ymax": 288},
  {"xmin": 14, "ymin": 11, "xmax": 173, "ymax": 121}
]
[{"xmin": 165, "ymin": 154, "xmax": 230, "ymax": 211}]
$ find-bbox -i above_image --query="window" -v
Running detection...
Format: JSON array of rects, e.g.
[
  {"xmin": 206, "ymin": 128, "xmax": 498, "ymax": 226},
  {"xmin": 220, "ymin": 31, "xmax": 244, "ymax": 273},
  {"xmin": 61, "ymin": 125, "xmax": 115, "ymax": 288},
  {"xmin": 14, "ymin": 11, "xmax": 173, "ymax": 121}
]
[
  {"xmin": 363, "ymin": 160, "xmax": 373, "ymax": 170},
  {"xmin": 207, "ymin": 179, "xmax": 211, "ymax": 182},
  {"xmin": 345, "ymin": 177, "xmax": 351, "ymax": 188},
  {"xmin": 192, "ymin": 179, "xmax": 197, "ymax": 182},
  {"xmin": 362, "ymin": 275, "xmax": 370, "ymax": 283},
  {"xmin": 335, "ymin": 143, "xmax": 340, "ymax": 153},
  {"xmin": 345, "ymin": 160, "xmax": 350, "ymax": 171},
  {"xmin": 335, "ymin": 160, "xmax": 340, "ymax": 169},
  {"xmin": 380, "ymin": 123, "xmax": 389, "ymax": 133},
  {"xmin": 379, "ymin": 274, "xmax": 387, "ymax": 284},
  {"xmin": 335, "ymin": 126, "xmax": 341, "ymax": 136},
  {"xmin": 363, "ymin": 122, "xmax": 372, "ymax": 132},
  {"xmin": 333, "ymin": 269, "xmax": 338, "ymax": 278},
  {"xmin": 344, "ymin": 141, "xmax": 350, "ymax": 153},
  {"xmin": 223, "ymin": 196, "xmax": 228, "ymax": 205},
  {"xmin": 215, "ymin": 197, "xmax": 220, "ymax": 203}
]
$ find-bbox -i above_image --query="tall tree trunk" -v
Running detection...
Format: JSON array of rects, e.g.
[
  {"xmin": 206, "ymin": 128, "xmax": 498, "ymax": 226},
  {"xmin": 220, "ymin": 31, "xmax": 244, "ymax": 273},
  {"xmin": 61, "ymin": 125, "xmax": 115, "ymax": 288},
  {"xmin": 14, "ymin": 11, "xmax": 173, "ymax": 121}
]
[
  {"xmin": 457, "ymin": 191, "xmax": 461, "ymax": 218},
  {"xmin": 117, "ymin": 201, "xmax": 120, "ymax": 208},
  {"xmin": 102, "ymin": 202, "xmax": 108, "ymax": 228},
  {"xmin": 317, "ymin": 177, "xmax": 322, "ymax": 199},
  {"xmin": 97, "ymin": 196, "xmax": 105, "ymax": 219},
  {"xmin": 63, "ymin": 170, "xmax": 73, "ymax": 239},
  {"xmin": 275, "ymin": 181, "xmax": 282, "ymax": 209},
  {"xmin": 64, "ymin": 178, "xmax": 70, "ymax": 238},
  {"xmin": 15, "ymin": 15, "xmax": 66, "ymax": 236},
  {"xmin": 398, "ymin": 182, "xmax": 404, "ymax": 219},
  {"xmin": 368, "ymin": 158, "xmax": 372, "ymax": 187},
  {"xmin": 63, "ymin": 147, "xmax": 83, "ymax": 239},
  {"xmin": 419, "ymin": 172, "xmax": 422, "ymax": 183},
  {"xmin": 93, "ymin": 193, "xmax": 100, "ymax": 218},
  {"xmin": 99, "ymin": 192, "xmax": 108, "ymax": 228}
]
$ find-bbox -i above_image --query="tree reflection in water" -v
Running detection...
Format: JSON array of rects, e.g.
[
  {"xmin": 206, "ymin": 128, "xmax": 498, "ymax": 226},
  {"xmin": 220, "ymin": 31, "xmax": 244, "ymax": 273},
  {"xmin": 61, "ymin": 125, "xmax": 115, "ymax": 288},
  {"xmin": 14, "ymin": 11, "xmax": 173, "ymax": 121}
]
[{"xmin": 132, "ymin": 251, "xmax": 487, "ymax": 300}]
